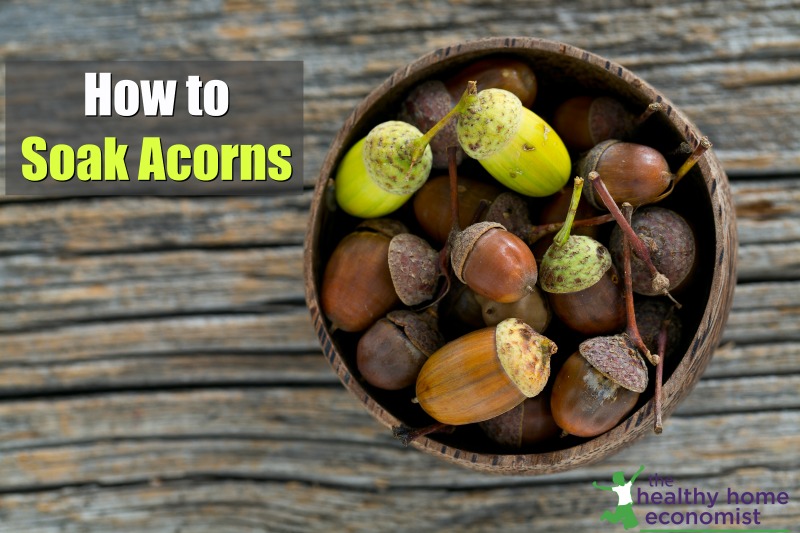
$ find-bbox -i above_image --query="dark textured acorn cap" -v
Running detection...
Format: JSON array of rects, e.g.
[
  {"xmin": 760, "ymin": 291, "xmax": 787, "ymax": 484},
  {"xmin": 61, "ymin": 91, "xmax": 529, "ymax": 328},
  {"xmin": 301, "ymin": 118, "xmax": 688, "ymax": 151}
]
[
  {"xmin": 579, "ymin": 334, "xmax": 648, "ymax": 393},
  {"xmin": 388, "ymin": 233, "xmax": 440, "ymax": 306},
  {"xmin": 397, "ymin": 80, "xmax": 464, "ymax": 169},
  {"xmin": 356, "ymin": 218, "xmax": 409, "ymax": 238},
  {"xmin": 539, "ymin": 235, "xmax": 611, "ymax": 293},
  {"xmin": 386, "ymin": 309, "xmax": 444, "ymax": 357},
  {"xmin": 483, "ymin": 192, "xmax": 531, "ymax": 241}
]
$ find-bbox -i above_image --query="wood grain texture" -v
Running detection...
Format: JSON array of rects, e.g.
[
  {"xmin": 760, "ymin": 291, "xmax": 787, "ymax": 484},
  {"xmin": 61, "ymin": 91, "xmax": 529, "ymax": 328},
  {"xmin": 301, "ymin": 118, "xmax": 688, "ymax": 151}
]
[
  {"xmin": 0, "ymin": 1, "xmax": 800, "ymax": 179},
  {"xmin": 0, "ymin": 1, "xmax": 798, "ymax": 531}
]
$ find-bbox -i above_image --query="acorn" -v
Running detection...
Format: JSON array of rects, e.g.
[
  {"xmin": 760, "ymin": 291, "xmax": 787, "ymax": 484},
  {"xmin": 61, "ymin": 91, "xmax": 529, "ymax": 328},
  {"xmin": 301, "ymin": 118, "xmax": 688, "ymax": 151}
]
[
  {"xmin": 530, "ymin": 183, "xmax": 608, "ymax": 262},
  {"xmin": 320, "ymin": 219, "xmax": 407, "ymax": 332},
  {"xmin": 539, "ymin": 177, "xmax": 626, "ymax": 336},
  {"xmin": 415, "ymin": 318, "xmax": 557, "ymax": 425},
  {"xmin": 413, "ymin": 174, "xmax": 502, "ymax": 245},
  {"xmin": 431, "ymin": 147, "xmax": 538, "ymax": 308},
  {"xmin": 455, "ymin": 82, "xmax": 571, "ymax": 197},
  {"xmin": 579, "ymin": 137, "xmax": 713, "ymax": 209},
  {"xmin": 475, "ymin": 288, "xmax": 551, "ymax": 333},
  {"xmin": 479, "ymin": 394, "xmax": 561, "ymax": 449},
  {"xmin": 357, "ymin": 309, "xmax": 445, "ymax": 391},
  {"xmin": 635, "ymin": 298, "xmax": 682, "ymax": 359},
  {"xmin": 550, "ymin": 336, "xmax": 647, "ymax": 437},
  {"xmin": 334, "ymin": 120, "xmax": 434, "ymax": 218},
  {"xmin": 439, "ymin": 280, "xmax": 485, "ymax": 332},
  {"xmin": 552, "ymin": 96, "xmax": 661, "ymax": 153},
  {"xmin": 451, "ymin": 220, "xmax": 538, "ymax": 304},
  {"xmin": 609, "ymin": 207, "xmax": 697, "ymax": 296},
  {"xmin": 586, "ymin": 174, "xmax": 674, "ymax": 301},
  {"xmin": 445, "ymin": 57, "xmax": 538, "ymax": 108},
  {"xmin": 398, "ymin": 80, "xmax": 464, "ymax": 169}
]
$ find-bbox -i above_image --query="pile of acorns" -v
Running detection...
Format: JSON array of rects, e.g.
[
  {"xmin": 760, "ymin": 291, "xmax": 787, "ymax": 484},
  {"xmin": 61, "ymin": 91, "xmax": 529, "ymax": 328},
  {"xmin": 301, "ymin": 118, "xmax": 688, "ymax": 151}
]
[{"xmin": 320, "ymin": 57, "xmax": 708, "ymax": 451}]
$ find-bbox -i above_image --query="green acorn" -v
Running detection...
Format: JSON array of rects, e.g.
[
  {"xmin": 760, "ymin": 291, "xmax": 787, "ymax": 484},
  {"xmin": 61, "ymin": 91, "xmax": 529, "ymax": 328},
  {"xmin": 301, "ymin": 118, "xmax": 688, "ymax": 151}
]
[
  {"xmin": 335, "ymin": 121, "xmax": 434, "ymax": 218},
  {"xmin": 539, "ymin": 176, "xmax": 626, "ymax": 337},
  {"xmin": 539, "ymin": 177, "xmax": 611, "ymax": 294},
  {"xmin": 456, "ymin": 82, "xmax": 571, "ymax": 197}
]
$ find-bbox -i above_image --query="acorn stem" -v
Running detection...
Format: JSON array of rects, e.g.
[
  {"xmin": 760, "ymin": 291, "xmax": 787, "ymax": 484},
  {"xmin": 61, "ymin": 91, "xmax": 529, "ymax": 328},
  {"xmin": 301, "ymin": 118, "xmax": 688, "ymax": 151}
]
[
  {"xmin": 448, "ymin": 146, "xmax": 461, "ymax": 234},
  {"xmin": 588, "ymin": 171, "xmax": 672, "ymax": 297},
  {"xmin": 621, "ymin": 203, "xmax": 659, "ymax": 367},
  {"xmin": 654, "ymin": 312, "xmax": 670, "ymax": 434},
  {"xmin": 552, "ymin": 177, "xmax": 584, "ymax": 247},
  {"xmin": 673, "ymin": 136, "xmax": 712, "ymax": 185},
  {"xmin": 411, "ymin": 81, "xmax": 479, "ymax": 163},
  {"xmin": 526, "ymin": 213, "xmax": 614, "ymax": 244},
  {"xmin": 392, "ymin": 421, "xmax": 454, "ymax": 447},
  {"xmin": 634, "ymin": 102, "xmax": 663, "ymax": 126}
]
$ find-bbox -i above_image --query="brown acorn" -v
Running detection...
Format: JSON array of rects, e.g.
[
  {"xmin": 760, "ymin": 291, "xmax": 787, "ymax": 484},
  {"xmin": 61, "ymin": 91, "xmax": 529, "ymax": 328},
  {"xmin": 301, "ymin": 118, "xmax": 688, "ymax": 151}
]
[
  {"xmin": 579, "ymin": 137, "xmax": 713, "ymax": 209},
  {"xmin": 451, "ymin": 221, "xmax": 538, "ymax": 304},
  {"xmin": 415, "ymin": 318, "xmax": 557, "ymax": 425},
  {"xmin": 357, "ymin": 309, "xmax": 445, "ymax": 390},
  {"xmin": 609, "ymin": 207, "xmax": 697, "ymax": 296},
  {"xmin": 475, "ymin": 288, "xmax": 551, "ymax": 333},
  {"xmin": 479, "ymin": 394, "xmax": 561, "ymax": 448},
  {"xmin": 538, "ymin": 177, "xmax": 626, "ymax": 336},
  {"xmin": 439, "ymin": 280, "xmax": 485, "ymax": 332},
  {"xmin": 550, "ymin": 335, "xmax": 647, "ymax": 438},
  {"xmin": 445, "ymin": 57, "xmax": 538, "ymax": 108},
  {"xmin": 320, "ymin": 219, "xmax": 407, "ymax": 332},
  {"xmin": 635, "ymin": 298, "xmax": 682, "ymax": 360},
  {"xmin": 552, "ymin": 96, "xmax": 661, "ymax": 153},
  {"xmin": 413, "ymin": 174, "xmax": 502, "ymax": 245},
  {"xmin": 579, "ymin": 140, "xmax": 672, "ymax": 208}
]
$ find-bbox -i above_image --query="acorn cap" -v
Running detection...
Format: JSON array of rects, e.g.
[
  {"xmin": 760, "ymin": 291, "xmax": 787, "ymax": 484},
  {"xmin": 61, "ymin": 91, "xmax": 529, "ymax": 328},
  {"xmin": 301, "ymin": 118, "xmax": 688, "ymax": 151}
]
[
  {"xmin": 483, "ymin": 192, "xmax": 531, "ymax": 241},
  {"xmin": 386, "ymin": 309, "xmax": 444, "ymax": 357},
  {"xmin": 356, "ymin": 218, "xmax": 409, "ymax": 238},
  {"xmin": 457, "ymin": 88, "xmax": 522, "ymax": 160},
  {"xmin": 579, "ymin": 139, "xmax": 619, "ymax": 209},
  {"xmin": 539, "ymin": 235, "xmax": 612, "ymax": 293},
  {"xmin": 388, "ymin": 233, "xmax": 440, "ymax": 306},
  {"xmin": 397, "ymin": 80, "xmax": 464, "ymax": 169},
  {"xmin": 495, "ymin": 318, "xmax": 556, "ymax": 398},
  {"xmin": 579, "ymin": 334, "xmax": 648, "ymax": 393},
  {"xmin": 450, "ymin": 221, "xmax": 505, "ymax": 284},
  {"xmin": 335, "ymin": 121, "xmax": 433, "ymax": 218},
  {"xmin": 363, "ymin": 121, "xmax": 433, "ymax": 194}
]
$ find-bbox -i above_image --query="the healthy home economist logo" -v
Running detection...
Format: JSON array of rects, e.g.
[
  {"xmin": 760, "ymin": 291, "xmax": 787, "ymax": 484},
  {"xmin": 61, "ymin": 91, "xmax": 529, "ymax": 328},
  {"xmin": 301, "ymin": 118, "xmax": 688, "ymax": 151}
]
[
  {"xmin": 594, "ymin": 465, "xmax": 646, "ymax": 529},
  {"xmin": 593, "ymin": 467, "xmax": 792, "ymax": 532}
]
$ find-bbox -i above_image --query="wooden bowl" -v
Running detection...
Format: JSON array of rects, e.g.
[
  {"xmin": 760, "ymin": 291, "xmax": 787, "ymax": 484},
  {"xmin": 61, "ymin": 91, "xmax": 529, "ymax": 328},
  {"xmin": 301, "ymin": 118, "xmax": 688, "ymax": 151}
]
[{"xmin": 304, "ymin": 37, "xmax": 737, "ymax": 474}]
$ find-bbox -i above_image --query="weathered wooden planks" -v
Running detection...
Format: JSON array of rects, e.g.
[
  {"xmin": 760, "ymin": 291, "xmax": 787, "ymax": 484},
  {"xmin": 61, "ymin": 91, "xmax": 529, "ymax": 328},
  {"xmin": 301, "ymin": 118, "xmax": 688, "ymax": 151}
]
[
  {"xmin": 0, "ymin": 0, "xmax": 798, "ymax": 530},
  {"xmin": 0, "ymin": 387, "xmax": 797, "ymax": 489},
  {"xmin": 0, "ymin": 468, "xmax": 796, "ymax": 533}
]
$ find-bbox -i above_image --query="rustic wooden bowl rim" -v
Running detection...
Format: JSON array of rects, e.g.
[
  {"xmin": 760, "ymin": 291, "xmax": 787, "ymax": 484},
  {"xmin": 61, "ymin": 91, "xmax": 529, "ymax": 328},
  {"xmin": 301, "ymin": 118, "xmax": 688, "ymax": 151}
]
[{"xmin": 303, "ymin": 36, "xmax": 737, "ymax": 474}]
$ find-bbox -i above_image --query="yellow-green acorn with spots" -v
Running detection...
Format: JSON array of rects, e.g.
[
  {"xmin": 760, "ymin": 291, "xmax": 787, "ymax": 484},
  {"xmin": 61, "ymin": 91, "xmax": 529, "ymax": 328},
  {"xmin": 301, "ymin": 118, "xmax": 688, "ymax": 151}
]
[
  {"xmin": 456, "ymin": 81, "xmax": 571, "ymax": 197},
  {"xmin": 335, "ymin": 121, "xmax": 434, "ymax": 218}
]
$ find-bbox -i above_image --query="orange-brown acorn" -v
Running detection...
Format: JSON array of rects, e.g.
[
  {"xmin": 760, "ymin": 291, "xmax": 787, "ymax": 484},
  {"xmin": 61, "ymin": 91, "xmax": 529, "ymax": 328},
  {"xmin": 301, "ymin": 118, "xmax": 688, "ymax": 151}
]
[
  {"xmin": 550, "ymin": 335, "xmax": 647, "ymax": 437},
  {"xmin": 450, "ymin": 221, "xmax": 538, "ymax": 304},
  {"xmin": 415, "ymin": 318, "xmax": 557, "ymax": 425},
  {"xmin": 320, "ymin": 219, "xmax": 406, "ymax": 332}
]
